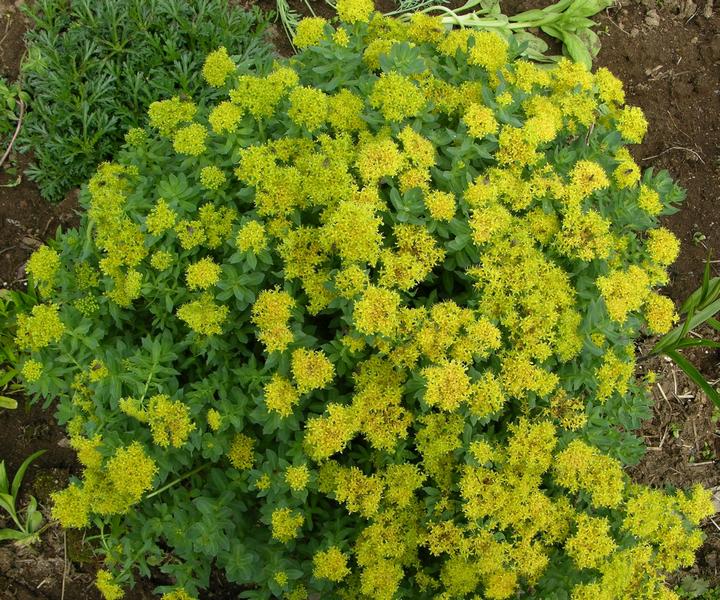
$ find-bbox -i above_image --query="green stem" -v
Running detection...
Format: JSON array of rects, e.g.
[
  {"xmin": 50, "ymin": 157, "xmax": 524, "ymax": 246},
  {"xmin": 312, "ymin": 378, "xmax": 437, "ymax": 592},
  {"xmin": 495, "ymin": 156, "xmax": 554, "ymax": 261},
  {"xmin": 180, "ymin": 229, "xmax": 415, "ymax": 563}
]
[{"xmin": 146, "ymin": 463, "xmax": 210, "ymax": 500}]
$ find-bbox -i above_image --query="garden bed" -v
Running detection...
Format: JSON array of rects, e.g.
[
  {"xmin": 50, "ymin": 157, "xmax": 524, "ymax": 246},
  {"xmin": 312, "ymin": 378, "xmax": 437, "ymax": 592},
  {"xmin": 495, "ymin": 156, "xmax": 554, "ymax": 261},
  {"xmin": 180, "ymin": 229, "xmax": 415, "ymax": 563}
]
[{"xmin": 0, "ymin": 0, "xmax": 718, "ymax": 598}]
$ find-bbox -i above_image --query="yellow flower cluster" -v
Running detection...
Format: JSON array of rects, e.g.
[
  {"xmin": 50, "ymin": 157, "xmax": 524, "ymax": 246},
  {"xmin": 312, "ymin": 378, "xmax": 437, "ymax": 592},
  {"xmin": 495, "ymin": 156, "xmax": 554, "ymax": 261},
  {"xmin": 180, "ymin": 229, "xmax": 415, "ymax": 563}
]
[
  {"xmin": 227, "ymin": 433, "xmax": 255, "ymax": 470},
  {"xmin": 313, "ymin": 546, "xmax": 350, "ymax": 582},
  {"xmin": 294, "ymin": 17, "xmax": 328, "ymax": 49},
  {"xmin": 173, "ymin": 123, "xmax": 207, "ymax": 156},
  {"xmin": 202, "ymin": 46, "xmax": 235, "ymax": 87},
  {"xmin": 26, "ymin": 245, "xmax": 60, "ymax": 295},
  {"xmin": 271, "ymin": 507, "xmax": 304, "ymax": 542},
  {"xmin": 16, "ymin": 303, "xmax": 65, "ymax": 351},
  {"xmin": 147, "ymin": 394, "xmax": 195, "ymax": 448},
  {"xmin": 291, "ymin": 348, "xmax": 334, "ymax": 394},
  {"xmin": 251, "ymin": 289, "xmax": 295, "ymax": 353},
  {"xmin": 177, "ymin": 293, "xmax": 228, "ymax": 336},
  {"xmin": 185, "ymin": 257, "xmax": 221, "ymax": 291},
  {"xmin": 52, "ymin": 441, "xmax": 157, "ymax": 528}
]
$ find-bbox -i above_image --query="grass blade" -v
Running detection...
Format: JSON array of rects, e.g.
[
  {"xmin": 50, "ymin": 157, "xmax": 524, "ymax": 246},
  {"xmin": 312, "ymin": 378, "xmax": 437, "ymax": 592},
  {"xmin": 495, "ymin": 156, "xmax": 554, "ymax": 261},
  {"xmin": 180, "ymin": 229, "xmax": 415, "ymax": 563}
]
[
  {"xmin": 666, "ymin": 349, "xmax": 720, "ymax": 408},
  {"xmin": 11, "ymin": 450, "xmax": 45, "ymax": 499}
]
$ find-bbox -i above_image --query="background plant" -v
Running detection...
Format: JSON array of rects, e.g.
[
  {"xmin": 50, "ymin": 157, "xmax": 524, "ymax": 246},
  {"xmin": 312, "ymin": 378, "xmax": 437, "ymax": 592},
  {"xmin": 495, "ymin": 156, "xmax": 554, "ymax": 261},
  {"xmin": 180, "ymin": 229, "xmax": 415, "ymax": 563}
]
[
  {"xmin": 278, "ymin": 0, "xmax": 612, "ymax": 66},
  {"xmin": 0, "ymin": 450, "xmax": 46, "ymax": 543},
  {"xmin": 0, "ymin": 76, "xmax": 28, "ymax": 175},
  {"xmin": 18, "ymin": 0, "xmax": 275, "ymax": 202},
  {"xmin": 16, "ymin": 2, "xmax": 713, "ymax": 599},
  {"xmin": 650, "ymin": 258, "xmax": 720, "ymax": 406}
]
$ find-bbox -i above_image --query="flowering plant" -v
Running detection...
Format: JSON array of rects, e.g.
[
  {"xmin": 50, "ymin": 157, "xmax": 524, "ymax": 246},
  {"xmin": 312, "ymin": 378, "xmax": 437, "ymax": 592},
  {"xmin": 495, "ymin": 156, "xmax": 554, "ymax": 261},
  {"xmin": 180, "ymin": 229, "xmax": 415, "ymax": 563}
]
[{"xmin": 16, "ymin": 0, "xmax": 714, "ymax": 598}]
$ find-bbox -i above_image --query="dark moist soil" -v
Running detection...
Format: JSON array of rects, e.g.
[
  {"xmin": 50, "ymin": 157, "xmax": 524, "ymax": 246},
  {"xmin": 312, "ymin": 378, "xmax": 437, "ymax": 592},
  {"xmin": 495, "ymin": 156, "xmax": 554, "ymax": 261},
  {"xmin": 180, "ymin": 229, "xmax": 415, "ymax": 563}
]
[{"xmin": 0, "ymin": 0, "xmax": 719, "ymax": 597}]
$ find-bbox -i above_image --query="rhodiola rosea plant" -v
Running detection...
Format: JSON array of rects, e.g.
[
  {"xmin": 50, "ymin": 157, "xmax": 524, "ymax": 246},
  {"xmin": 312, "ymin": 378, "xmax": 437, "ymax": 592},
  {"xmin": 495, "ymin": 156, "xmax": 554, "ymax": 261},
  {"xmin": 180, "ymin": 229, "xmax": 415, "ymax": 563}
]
[{"xmin": 15, "ymin": 0, "xmax": 714, "ymax": 598}]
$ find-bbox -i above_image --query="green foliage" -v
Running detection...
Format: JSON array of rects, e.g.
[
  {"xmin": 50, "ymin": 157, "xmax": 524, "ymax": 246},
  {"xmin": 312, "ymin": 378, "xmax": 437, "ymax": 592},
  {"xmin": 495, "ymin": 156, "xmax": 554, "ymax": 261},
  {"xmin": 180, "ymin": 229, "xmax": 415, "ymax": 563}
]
[
  {"xmin": 652, "ymin": 258, "xmax": 720, "ymax": 407},
  {"xmin": 16, "ymin": 5, "xmax": 711, "ymax": 599},
  {"xmin": 0, "ymin": 77, "xmax": 27, "ymax": 147},
  {"xmin": 18, "ymin": 0, "xmax": 275, "ymax": 202},
  {"xmin": 0, "ymin": 450, "xmax": 47, "ymax": 544},
  {"xmin": 412, "ymin": 0, "xmax": 614, "ymax": 67}
]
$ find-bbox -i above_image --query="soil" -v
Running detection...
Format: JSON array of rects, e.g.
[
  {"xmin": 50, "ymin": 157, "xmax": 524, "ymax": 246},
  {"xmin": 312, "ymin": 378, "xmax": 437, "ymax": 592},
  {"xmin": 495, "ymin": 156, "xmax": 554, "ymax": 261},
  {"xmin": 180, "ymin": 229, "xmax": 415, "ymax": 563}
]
[{"xmin": 0, "ymin": 0, "xmax": 718, "ymax": 597}]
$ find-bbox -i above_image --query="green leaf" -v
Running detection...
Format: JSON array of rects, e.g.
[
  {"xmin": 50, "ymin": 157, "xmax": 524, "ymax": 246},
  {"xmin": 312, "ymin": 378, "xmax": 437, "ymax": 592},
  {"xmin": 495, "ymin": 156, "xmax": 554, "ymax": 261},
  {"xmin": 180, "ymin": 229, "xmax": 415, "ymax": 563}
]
[
  {"xmin": 666, "ymin": 349, "xmax": 720, "ymax": 408},
  {"xmin": 11, "ymin": 450, "xmax": 45, "ymax": 499},
  {"xmin": 0, "ymin": 492, "xmax": 16, "ymax": 516},
  {"xmin": 560, "ymin": 31, "xmax": 593, "ymax": 68},
  {"xmin": 0, "ymin": 528, "xmax": 28, "ymax": 541},
  {"xmin": 707, "ymin": 317, "xmax": 720, "ymax": 332},
  {"xmin": 0, "ymin": 396, "xmax": 18, "ymax": 410},
  {"xmin": 0, "ymin": 462, "xmax": 7, "ymax": 494}
]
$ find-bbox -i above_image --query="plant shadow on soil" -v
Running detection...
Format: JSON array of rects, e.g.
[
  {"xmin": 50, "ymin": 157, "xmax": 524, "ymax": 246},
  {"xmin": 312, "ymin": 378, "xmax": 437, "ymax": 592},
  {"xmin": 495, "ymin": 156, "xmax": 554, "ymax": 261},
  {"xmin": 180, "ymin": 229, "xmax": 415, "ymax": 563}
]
[{"xmin": 0, "ymin": 0, "xmax": 719, "ymax": 597}]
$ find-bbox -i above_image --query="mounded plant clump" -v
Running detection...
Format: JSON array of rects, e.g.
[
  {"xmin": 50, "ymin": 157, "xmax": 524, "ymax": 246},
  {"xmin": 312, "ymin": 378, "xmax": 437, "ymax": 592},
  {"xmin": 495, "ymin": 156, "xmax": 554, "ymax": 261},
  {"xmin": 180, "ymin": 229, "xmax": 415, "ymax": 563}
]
[{"xmin": 17, "ymin": 0, "xmax": 713, "ymax": 598}]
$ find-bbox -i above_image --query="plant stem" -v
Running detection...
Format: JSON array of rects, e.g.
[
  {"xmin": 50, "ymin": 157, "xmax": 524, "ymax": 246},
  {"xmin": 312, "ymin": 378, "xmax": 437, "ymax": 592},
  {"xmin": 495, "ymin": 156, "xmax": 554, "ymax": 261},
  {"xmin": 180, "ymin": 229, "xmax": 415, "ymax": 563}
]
[{"xmin": 146, "ymin": 463, "xmax": 210, "ymax": 499}]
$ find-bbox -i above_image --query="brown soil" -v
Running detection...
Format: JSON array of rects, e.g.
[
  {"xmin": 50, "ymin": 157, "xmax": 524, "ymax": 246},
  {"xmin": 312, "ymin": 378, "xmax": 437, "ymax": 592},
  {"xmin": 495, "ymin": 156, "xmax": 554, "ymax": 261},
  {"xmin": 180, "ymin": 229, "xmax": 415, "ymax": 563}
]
[{"xmin": 0, "ymin": 0, "xmax": 719, "ymax": 597}]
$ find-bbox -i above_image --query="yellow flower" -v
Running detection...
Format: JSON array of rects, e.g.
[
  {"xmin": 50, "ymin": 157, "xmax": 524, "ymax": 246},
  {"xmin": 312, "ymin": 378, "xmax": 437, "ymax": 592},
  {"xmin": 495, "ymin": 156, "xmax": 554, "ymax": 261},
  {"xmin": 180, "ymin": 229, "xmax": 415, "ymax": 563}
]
[
  {"xmin": 554, "ymin": 439, "xmax": 624, "ymax": 508},
  {"xmin": 21, "ymin": 359, "xmax": 43, "ymax": 383},
  {"xmin": 271, "ymin": 507, "xmax": 304, "ymax": 542},
  {"xmin": 16, "ymin": 303, "xmax": 65, "ymax": 351},
  {"xmin": 594, "ymin": 67, "xmax": 625, "ymax": 105},
  {"xmin": 285, "ymin": 464, "xmax": 310, "ymax": 491},
  {"xmin": 148, "ymin": 96, "xmax": 196, "ymax": 135},
  {"xmin": 356, "ymin": 137, "xmax": 405, "ymax": 183},
  {"xmin": 264, "ymin": 374, "xmax": 301, "ymax": 417},
  {"xmin": 313, "ymin": 547, "xmax": 350, "ymax": 582},
  {"xmin": 150, "ymin": 250, "xmax": 174, "ymax": 271},
  {"xmin": 596, "ymin": 350, "xmax": 635, "ymax": 401},
  {"xmin": 328, "ymin": 89, "xmax": 366, "ymax": 132},
  {"xmin": 173, "ymin": 123, "xmax": 207, "ymax": 156},
  {"xmin": 336, "ymin": 0, "xmax": 374, "ymax": 24},
  {"xmin": 146, "ymin": 199, "xmax": 176, "ymax": 235},
  {"xmin": 325, "ymin": 201, "xmax": 383, "ymax": 265},
  {"xmin": 161, "ymin": 590, "xmax": 196, "ymax": 600},
  {"xmin": 96, "ymin": 570, "xmax": 124, "ymax": 600},
  {"xmin": 288, "ymin": 86, "xmax": 328, "ymax": 131},
  {"xmin": 613, "ymin": 147, "xmax": 640, "ymax": 189},
  {"xmin": 294, "ymin": 17, "xmax": 327, "ymax": 49},
  {"xmin": 566, "ymin": 514, "xmax": 616, "ymax": 569},
  {"xmin": 228, "ymin": 433, "xmax": 255, "ymax": 469},
  {"xmin": 147, "ymin": 395, "xmax": 195, "ymax": 448},
  {"xmin": 644, "ymin": 293, "xmax": 678, "ymax": 334},
  {"xmin": 200, "ymin": 166, "xmax": 226, "ymax": 190},
  {"xmin": 617, "ymin": 105, "xmax": 648, "ymax": 143},
  {"xmin": 236, "ymin": 221, "xmax": 267, "ymax": 253},
  {"xmin": 638, "ymin": 184, "xmax": 663, "ymax": 216},
  {"xmin": 209, "ymin": 101, "xmax": 244, "ymax": 134},
  {"xmin": 207, "ymin": 408, "xmax": 222, "ymax": 431},
  {"xmin": 333, "ymin": 28, "xmax": 350, "ymax": 47},
  {"xmin": 424, "ymin": 190, "xmax": 456, "ymax": 221},
  {"xmin": 185, "ymin": 257, "xmax": 221, "ymax": 291},
  {"xmin": 397, "ymin": 126, "xmax": 435, "ymax": 168},
  {"xmin": 369, "ymin": 71, "xmax": 426, "ymax": 122},
  {"xmin": 463, "ymin": 103, "xmax": 497, "ymax": 138},
  {"xmin": 597, "ymin": 266, "xmax": 650, "ymax": 323},
  {"xmin": 27, "ymin": 245, "xmax": 60, "ymax": 293},
  {"xmin": 647, "ymin": 227, "xmax": 680, "ymax": 266},
  {"xmin": 304, "ymin": 403, "xmax": 358, "ymax": 460},
  {"xmin": 51, "ymin": 483, "xmax": 90, "ymax": 528},
  {"xmin": 176, "ymin": 293, "xmax": 229, "ymax": 335},
  {"xmin": 291, "ymin": 348, "xmax": 334, "ymax": 393},
  {"xmin": 175, "ymin": 219, "xmax": 206, "ymax": 250},
  {"xmin": 353, "ymin": 286, "xmax": 401, "ymax": 337},
  {"xmin": 203, "ymin": 47, "xmax": 235, "ymax": 87},
  {"xmin": 422, "ymin": 361, "xmax": 471, "ymax": 411},
  {"xmin": 467, "ymin": 31, "xmax": 508, "ymax": 73},
  {"xmin": 251, "ymin": 289, "xmax": 295, "ymax": 353}
]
